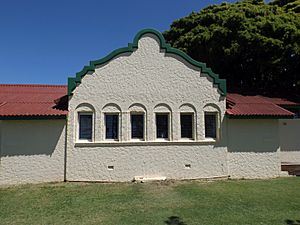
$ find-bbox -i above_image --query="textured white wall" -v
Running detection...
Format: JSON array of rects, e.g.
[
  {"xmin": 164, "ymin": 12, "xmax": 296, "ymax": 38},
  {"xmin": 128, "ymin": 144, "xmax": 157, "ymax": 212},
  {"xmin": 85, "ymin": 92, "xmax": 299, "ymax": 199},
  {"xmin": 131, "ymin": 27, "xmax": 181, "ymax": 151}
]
[
  {"xmin": 0, "ymin": 120, "xmax": 66, "ymax": 185},
  {"xmin": 67, "ymin": 33, "xmax": 227, "ymax": 181},
  {"xmin": 227, "ymin": 119, "xmax": 280, "ymax": 178},
  {"xmin": 67, "ymin": 144, "xmax": 228, "ymax": 181},
  {"xmin": 279, "ymin": 119, "xmax": 300, "ymax": 163}
]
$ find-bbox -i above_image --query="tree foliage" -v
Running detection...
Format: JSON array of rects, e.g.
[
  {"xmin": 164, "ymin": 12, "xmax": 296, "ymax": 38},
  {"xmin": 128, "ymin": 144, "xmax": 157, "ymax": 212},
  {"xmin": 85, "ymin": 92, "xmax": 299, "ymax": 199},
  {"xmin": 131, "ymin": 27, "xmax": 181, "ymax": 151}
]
[{"xmin": 163, "ymin": 0, "xmax": 300, "ymax": 99}]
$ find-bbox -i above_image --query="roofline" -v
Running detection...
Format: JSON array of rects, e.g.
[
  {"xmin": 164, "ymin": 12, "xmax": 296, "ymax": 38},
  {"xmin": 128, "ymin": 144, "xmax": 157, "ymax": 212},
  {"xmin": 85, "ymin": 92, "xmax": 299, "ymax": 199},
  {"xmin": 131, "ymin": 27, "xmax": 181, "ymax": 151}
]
[
  {"xmin": 0, "ymin": 84, "xmax": 67, "ymax": 88},
  {"xmin": 1, "ymin": 114, "xmax": 293, "ymax": 120},
  {"xmin": 0, "ymin": 115, "xmax": 67, "ymax": 120},
  {"xmin": 226, "ymin": 114, "xmax": 295, "ymax": 119},
  {"xmin": 67, "ymin": 28, "xmax": 226, "ymax": 96},
  {"xmin": 227, "ymin": 93, "xmax": 300, "ymax": 105}
]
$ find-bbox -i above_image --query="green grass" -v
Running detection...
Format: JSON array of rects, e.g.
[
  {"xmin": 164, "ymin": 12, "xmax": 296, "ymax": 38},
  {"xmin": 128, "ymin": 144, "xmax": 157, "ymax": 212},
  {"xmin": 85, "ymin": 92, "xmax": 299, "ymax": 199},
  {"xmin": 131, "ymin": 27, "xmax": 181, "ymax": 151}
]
[{"xmin": 1, "ymin": 178, "xmax": 300, "ymax": 225}]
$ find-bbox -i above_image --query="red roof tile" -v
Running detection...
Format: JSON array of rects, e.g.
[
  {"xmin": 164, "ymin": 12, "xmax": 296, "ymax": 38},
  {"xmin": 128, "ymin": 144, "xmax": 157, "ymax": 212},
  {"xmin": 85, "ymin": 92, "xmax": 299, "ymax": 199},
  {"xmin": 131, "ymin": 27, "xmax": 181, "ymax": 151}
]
[
  {"xmin": 226, "ymin": 93, "xmax": 297, "ymax": 117},
  {"xmin": 0, "ymin": 84, "xmax": 297, "ymax": 118},
  {"xmin": 0, "ymin": 84, "xmax": 68, "ymax": 117}
]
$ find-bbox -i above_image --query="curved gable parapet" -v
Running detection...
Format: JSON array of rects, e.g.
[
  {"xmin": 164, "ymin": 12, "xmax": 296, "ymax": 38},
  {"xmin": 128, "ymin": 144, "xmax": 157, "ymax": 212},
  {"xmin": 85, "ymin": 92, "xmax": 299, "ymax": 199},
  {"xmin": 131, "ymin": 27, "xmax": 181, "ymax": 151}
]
[{"xmin": 68, "ymin": 29, "xmax": 226, "ymax": 96}]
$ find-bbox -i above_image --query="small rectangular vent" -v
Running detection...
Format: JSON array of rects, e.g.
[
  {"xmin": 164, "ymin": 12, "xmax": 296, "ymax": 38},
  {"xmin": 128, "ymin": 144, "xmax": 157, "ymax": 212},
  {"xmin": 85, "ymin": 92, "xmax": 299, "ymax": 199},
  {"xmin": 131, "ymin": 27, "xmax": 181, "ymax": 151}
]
[
  {"xmin": 185, "ymin": 164, "xmax": 191, "ymax": 169},
  {"xmin": 108, "ymin": 165, "xmax": 114, "ymax": 170}
]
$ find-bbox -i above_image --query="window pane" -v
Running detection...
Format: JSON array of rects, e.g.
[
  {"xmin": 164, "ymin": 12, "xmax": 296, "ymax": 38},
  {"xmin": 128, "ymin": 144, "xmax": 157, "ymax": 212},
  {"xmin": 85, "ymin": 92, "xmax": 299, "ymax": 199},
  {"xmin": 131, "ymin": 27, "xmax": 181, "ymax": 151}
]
[
  {"xmin": 105, "ymin": 114, "xmax": 119, "ymax": 139},
  {"xmin": 79, "ymin": 114, "xmax": 92, "ymax": 140},
  {"xmin": 131, "ymin": 114, "xmax": 144, "ymax": 139},
  {"xmin": 181, "ymin": 114, "xmax": 193, "ymax": 138},
  {"xmin": 156, "ymin": 114, "xmax": 169, "ymax": 139},
  {"xmin": 205, "ymin": 114, "xmax": 217, "ymax": 138}
]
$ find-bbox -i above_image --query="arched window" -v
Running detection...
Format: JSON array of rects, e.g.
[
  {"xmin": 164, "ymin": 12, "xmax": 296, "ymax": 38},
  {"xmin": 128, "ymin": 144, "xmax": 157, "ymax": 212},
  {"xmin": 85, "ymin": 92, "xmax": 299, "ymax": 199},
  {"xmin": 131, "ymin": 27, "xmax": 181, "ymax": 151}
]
[
  {"xmin": 154, "ymin": 104, "xmax": 172, "ymax": 140},
  {"xmin": 76, "ymin": 103, "xmax": 95, "ymax": 142},
  {"xmin": 203, "ymin": 104, "xmax": 221, "ymax": 140},
  {"xmin": 102, "ymin": 103, "xmax": 121, "ymax": 141},
  {"xmin": 128, "ymin": 104, "xmax": 147, "ymax": 140},
  {"xmin": 179, "ymin": 104, "xmax": 196, "ymax": 140}
]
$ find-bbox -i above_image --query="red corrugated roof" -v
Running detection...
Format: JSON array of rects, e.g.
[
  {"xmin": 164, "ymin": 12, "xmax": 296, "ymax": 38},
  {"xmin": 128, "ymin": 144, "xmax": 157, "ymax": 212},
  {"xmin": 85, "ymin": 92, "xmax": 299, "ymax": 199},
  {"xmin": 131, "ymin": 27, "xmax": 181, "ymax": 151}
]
[
  {"xmin": 226, "ymin": 93, "xmax": 297, "ymax": 117},
  {"xmin": 258, "ymin": 96, "xmax": 299, "ymax": 106},
  {"xmin": 0, "ymin": 84, "xmax": 297, "ymax": 118},
  {"xmin": 0, "ymin": 84, "xmax": 68, "ymax": 117}
]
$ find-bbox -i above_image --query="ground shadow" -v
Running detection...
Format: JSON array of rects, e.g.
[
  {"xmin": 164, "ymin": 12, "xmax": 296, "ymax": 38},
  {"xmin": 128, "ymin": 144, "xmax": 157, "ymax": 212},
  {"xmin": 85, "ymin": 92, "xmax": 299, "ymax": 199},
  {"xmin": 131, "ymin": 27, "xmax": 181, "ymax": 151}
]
[
  {"xmin": 285, "ymin": 219, "xmax": 300, "ymax": 225},
  {"xmin": 164, "ymin": 216, "xmax": 187, "ymax": 225}
]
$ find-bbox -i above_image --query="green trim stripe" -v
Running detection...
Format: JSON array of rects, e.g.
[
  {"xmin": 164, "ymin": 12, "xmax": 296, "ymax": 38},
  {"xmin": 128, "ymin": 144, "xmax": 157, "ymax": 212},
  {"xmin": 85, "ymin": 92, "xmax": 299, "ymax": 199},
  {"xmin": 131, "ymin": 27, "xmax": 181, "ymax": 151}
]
[{"xmin": 68, "ymin": 28, "xmax": 226, "ymax": 96}]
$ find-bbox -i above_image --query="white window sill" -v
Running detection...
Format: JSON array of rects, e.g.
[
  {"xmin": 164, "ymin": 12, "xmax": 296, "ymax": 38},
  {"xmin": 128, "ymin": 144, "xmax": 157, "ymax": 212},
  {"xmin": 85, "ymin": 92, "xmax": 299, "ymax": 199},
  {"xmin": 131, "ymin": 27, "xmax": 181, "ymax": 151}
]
[
  {"xmin": 203, "ymin": 138, "xmax": 217, "ymax": 142},
  {"xmin": 75, "ymin": 139, "xmax": 217, "ymax": 147},
  {"xmin": 130, "ymin": 138, "xmax": 145, "ymax": 142},
  {"xmin": 179, "ymin": 138, "xmax": 195, "ymax": 142},
  {"xmin": 103, "ymin": 139, "xmax": 119, "ymax": 142},
  {"xmin": 76, "ymin": 139, "xmax": 93, "ymax": 143},
  {"xmin": 155, "ymin": 138, "xmax": 170, "ymax": 141}
]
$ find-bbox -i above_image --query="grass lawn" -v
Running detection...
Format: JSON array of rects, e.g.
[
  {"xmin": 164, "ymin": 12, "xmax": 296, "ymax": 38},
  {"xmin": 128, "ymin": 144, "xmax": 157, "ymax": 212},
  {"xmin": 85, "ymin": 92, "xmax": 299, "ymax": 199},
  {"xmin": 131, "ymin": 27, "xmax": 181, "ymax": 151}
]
[{"xmin": 0, "ymin": 178, "xmax": 300, "ymax": 225}]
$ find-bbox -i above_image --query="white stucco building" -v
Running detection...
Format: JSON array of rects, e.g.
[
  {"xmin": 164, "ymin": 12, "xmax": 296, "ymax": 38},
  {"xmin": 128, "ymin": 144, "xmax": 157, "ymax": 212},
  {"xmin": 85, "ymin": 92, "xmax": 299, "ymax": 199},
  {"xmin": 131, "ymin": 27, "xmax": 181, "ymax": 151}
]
[{"xmin": 0, "ymin": 29, "xmax": 299, "ymax": 185}]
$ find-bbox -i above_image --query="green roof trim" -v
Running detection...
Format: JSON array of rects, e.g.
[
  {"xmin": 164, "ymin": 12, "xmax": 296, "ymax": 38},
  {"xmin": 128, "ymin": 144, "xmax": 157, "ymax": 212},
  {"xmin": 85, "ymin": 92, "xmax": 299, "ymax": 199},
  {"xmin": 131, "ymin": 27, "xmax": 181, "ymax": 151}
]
[{"xmin": 68, "ymin": 28, "xmax": 227, "ymax": 96}]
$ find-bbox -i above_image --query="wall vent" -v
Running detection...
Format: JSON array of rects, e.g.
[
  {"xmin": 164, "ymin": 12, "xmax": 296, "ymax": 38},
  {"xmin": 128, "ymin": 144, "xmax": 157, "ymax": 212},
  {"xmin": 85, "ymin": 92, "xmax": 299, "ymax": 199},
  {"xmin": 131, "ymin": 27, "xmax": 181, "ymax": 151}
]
[
  {"xmin": 185, "ymin": 164, "xmax": 191, "ymax": 169},
  {"xmin": 108, "ymin": 165, "xmax": 114, "ymax": 170}
]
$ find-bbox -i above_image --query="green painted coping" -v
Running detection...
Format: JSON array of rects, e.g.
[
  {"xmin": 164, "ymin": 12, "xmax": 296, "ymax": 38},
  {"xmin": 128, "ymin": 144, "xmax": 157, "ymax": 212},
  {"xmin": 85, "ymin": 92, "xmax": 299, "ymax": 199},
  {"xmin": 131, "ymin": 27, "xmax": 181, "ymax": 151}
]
[{"xmin": 68, "ymin": 28, "xmax": 227, "ymax": 96}]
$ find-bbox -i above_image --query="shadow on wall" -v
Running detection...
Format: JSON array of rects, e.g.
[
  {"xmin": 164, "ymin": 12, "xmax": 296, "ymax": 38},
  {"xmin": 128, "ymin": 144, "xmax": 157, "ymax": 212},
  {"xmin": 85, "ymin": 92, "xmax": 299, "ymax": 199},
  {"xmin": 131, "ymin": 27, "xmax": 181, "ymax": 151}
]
[
  {"xmin": 1, "ymin": 120, "xmax": 65, "ymax": 156},
  {"xmin": 213, "ymin": 115, "xmax": 227, "ymax": 149},
  {"xmin": 279, "ymin": 119, "xmax": 300, "ymax": 152},
  {"xmin": 226, "ymin": 118, "xmax": 280, "ymax": 153},
  {"xmin": 165, "ymin": 216, "xmax": 187, "ymax": 225}
]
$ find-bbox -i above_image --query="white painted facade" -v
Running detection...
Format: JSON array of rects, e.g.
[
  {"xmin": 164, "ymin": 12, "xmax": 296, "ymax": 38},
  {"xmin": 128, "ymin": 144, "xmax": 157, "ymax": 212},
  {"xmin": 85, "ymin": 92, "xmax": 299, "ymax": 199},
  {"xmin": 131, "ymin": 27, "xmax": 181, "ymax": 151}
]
[
  {"xmin": 0, "ymin": 30, "xmax": 299, "ymax": 185},
  {"xmin": 66, "ymin": 33, "xmax": 228, "ymax": 181}
]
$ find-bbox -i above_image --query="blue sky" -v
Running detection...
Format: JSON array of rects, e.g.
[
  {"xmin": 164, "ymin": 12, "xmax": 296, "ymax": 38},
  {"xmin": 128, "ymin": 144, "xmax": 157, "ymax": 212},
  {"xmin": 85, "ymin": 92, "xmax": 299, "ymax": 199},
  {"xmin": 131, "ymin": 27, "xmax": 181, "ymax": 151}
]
[{"xmin": 0, "ymin": 0, "xmax": 237, "ymax": 85}]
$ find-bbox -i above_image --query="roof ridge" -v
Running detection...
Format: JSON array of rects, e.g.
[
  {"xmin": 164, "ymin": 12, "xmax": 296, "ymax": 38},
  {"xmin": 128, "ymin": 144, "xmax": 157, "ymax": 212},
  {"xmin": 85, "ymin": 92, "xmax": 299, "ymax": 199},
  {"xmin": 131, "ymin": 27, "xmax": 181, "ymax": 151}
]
[
  {"xmin": 233, "ymin": 102, "xmax": 279, "ymax": 104},
  {"xmin": 0, "ymin": 91, "xmax": 67, "ymax": 94},
  {"xmin": 0, "ymin": 114, "xmax": 67, "ymax": 117},
  {"xmin": 0, "ymin": 84, "xmax": 67, "ymax": 88},
  {"xmin": 2, "ymin": 101, "xmax": 56, "ymax": 104}
]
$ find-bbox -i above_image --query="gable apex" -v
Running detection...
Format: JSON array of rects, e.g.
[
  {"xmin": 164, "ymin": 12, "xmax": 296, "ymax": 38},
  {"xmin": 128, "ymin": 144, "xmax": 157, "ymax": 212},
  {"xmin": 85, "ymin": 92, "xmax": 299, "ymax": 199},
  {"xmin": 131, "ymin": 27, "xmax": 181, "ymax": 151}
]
[{"xmin": 68, "ymin": 28, "xmax": 226, "ymax": 96}]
